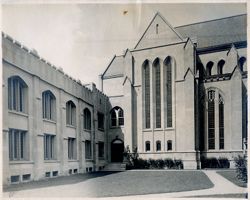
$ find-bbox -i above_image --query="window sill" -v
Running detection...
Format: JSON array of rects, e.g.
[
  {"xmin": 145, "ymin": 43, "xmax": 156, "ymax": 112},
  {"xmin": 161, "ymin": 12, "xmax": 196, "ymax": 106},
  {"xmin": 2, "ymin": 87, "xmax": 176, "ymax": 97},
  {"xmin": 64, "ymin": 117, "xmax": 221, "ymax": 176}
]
[
  {"xmin": 110, "ymin": 126, "xmax": 124, "ymax": 129},
  {"xmin": 83, "ymin": 129, "xmax": 91, "ymax": 133},
  {"xmin": 165, "ymin": 127, "xmax": 174, "ymax": 131},
  {"xmin": 85, "ymin": 158, "xmax": 93, "ymax": 161},
  {"xmin": 68, "ymin": 159, "xmax": 79, "ymax": 162},
  {"xmin": 98, "ymin": 128, "xmax": 104, "ymax": 132},
  {"xmin": 44, "ymin": 160, "xmax": 60, "ymax": 163},
  {"xmin": 9, "ymin": 160, "xmax": 34, "ymax": 165},
  {"xmin": 98, "ymin": 157, "xmax": 105, "ymax": 160},
  {"xmin": 154, "ymin": 128, "xmax": 163, "ymax": 131},
  {"xmin": 142, "ymin": 129, "xmax": 152, "ymax": 132},
  {"xmin": 43, "ymin": 119, "xmax": 56, "ymax": 124},
  {"xmin": 8, "ymin": 110, "xmax": 28, "ymax": 117},
  {"xmin": 66, "ymin": 125, "xmax": 76, "ymax": 129}
]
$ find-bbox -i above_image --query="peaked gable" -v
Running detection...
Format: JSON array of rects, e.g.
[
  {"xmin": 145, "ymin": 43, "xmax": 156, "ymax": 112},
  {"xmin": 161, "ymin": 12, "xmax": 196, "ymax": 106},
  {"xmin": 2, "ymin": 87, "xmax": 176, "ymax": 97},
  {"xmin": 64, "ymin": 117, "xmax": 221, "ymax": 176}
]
[{"xmin": 135, "ymin": 12, "xmax": 184, "ymax": 49}]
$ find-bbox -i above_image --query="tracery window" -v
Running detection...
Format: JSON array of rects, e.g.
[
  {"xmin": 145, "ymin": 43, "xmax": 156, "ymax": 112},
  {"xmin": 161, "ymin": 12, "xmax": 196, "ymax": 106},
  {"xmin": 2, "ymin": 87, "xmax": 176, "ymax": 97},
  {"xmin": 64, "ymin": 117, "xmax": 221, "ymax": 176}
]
[{"xmin": 110, "ymin": 107, "xmax": 124, "ymax": 127}]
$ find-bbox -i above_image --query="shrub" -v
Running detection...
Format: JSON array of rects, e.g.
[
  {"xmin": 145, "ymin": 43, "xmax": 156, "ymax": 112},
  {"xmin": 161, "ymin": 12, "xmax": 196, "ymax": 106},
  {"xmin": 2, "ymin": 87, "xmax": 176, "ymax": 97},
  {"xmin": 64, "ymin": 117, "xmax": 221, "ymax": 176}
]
[
  {"xmin": 134, "ymin": 158, "xmax": 149, "ymax": 169},
  {"xmin": 156, "ymin": 159, "xmax": 165, "ymax": 169},
  {"xmin": 234, "ymin": 155, "xmax": 247, "ymax": 183},
  {"xmin": 164, "ymin": 158, "xmax": 174, "ymax": 169},
  {"xmin": 201, "ymin": 157, "xmax": 219, "ymax": 168},
  {"xmin": 174, "ymin": 159, "xmax": 184, "ymax": 169},
  {"xmin": 218, "ymin": 157, "xmax": 230, "ymax": 168}
]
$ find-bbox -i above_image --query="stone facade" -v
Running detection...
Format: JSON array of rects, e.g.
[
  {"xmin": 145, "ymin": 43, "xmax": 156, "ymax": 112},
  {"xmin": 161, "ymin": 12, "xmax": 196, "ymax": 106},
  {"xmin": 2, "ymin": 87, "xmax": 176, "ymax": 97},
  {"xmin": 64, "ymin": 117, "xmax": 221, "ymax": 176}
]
[
  {"xmin": 101, "ymin": 13, "xmax": 247, "ymax": 169},
  {"xmin": 2, "ymin": 13, "xmax": 247, "ymax": 185}
]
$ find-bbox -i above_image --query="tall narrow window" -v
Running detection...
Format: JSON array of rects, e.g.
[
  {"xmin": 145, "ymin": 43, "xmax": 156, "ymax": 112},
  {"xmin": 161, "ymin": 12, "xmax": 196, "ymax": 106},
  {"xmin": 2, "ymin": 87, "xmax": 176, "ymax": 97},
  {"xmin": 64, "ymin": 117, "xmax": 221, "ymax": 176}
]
[
  {"xmin": 165, "ymin": 57, "xmax": 172, "ymax": 127},
  {"xmin": 239, "ymin": 57, "xmax": 246, "ymax": 71},
  {"xmin": 219, "ymin": 95, "xmax": 224, "ymax": 149},
  {"xmin": 98, "ymin": 142, "xmax": 104, "ymax": 159},
  {"xmin": 167, "ymin": 140, "xmax": 172, "ymax": 151},
  {"xmin": 154, "ymin": 58, "xmax": 161, "ymax": 128},
  {"xmin": 8, "ymin": 76, "xmax": 27, "ymax": 113},
  {"xmin": 98, "ymin": 112, "xmax": 105, "ymax": 130},
  {"xmin": 143, "ymin": 61, "xmax": 151, "ymax": 129},
  {"xmin": 145, "ymin": 141, "xmax": 150, "ymax": 152},
  {"xmin": 83, "ymin": 108, "xmax": 91, "ymax": 130},
  {"xmin": 9, "ymin": 129, "xmax": 26, "ymax": 160},
  {"xmin": 156, "ymin": 24, "xmax": 159, "ymax": 34},
  {"xmin": 85, "ymin": 140, "xmax": 92, "ymax": 159},
  {"xmin": 217, "ymin": 60, "xmax": 225, "ymax": 75},
  {"xmin": 66, "ymin": 101, "xmax": 76, "ymax": 126},
  {"xmin": 44, "ymin": 134, "xmax": 55, "ymax": 160},
  {"xmin": 156, "ymin": 140, "xmax": 161, "ymax": 151},
  {"xmin": 110, "ymin": 107, "xmax": 124, "ymax": 127},
  {"xmin": 208, "ymin": 90, "xmax": 215, "ymax": 150},
  {"xmin": 42, "ymin": 91, "xmax": 56, "ymax": 120},
  {"xmin": 68, "ymin": 137, "xmax": 76, "ymax": 160},
  {"xmin": 206, "ymin": 61, "xmax": 214, "ymax": 76}
]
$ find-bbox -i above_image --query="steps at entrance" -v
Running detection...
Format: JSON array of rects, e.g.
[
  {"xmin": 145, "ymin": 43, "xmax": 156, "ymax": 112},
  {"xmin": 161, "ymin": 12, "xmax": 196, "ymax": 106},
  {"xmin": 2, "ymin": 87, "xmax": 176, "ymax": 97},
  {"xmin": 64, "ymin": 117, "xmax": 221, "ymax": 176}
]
[{"xmin": 102, "ymin": 163, "xmax": 126, "ymax": 171}]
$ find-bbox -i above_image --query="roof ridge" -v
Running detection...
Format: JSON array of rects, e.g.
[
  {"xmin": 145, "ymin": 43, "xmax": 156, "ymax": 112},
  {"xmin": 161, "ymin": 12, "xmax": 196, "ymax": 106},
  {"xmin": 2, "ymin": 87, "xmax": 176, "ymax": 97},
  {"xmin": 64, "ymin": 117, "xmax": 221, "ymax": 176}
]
[{"xmin": 175, "ymin": 13, "xmax": 247, "ymax": 28}]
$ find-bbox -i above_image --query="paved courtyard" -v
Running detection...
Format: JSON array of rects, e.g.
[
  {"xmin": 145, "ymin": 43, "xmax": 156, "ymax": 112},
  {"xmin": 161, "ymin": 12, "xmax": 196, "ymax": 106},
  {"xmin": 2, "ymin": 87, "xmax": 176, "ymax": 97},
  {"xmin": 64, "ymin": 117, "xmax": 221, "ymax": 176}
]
[{"xmin": 3, "ymin": 170, "xmax": 247, "ymax": 198}]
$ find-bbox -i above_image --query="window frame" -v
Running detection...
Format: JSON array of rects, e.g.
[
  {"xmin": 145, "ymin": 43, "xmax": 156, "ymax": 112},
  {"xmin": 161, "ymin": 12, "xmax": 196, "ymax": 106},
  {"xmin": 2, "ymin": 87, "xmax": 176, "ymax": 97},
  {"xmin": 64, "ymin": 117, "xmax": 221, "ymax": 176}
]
[
  {"xmin": 68, "ymin": 137, "xmax": 76, "ymax": 160},
  {"xmin": 66, "ymin": 101, "xmax": 76, "ymax": 126},
  {"xmin": 8, "ymin": 76, "xmax": 27, "ymax": 113},
  {"xmin": 83, "ymin": 108, "xmax": 91, "ymax": 131},
  {"xmin": 44, "ymin": 134, "xmax": 56, "ymax": 160},
  {"xmin": 85, "ymin": 140, "xmax": 92, "ymax": 159},
  {"xmin": 9, "ymin": 129, "xmax": 27, "ymax": 161},
  {"xmin": 42, "ymin": 90, "xmax": 56, "ymax": 121}
]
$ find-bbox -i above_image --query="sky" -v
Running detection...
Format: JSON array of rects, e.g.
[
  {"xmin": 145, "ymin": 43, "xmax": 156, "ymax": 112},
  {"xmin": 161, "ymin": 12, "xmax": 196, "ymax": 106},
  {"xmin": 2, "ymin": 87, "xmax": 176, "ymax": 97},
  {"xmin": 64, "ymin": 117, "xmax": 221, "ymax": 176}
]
[{"xmin": 2, "ymin": 2, "xmax": 247, "ymax": 89}]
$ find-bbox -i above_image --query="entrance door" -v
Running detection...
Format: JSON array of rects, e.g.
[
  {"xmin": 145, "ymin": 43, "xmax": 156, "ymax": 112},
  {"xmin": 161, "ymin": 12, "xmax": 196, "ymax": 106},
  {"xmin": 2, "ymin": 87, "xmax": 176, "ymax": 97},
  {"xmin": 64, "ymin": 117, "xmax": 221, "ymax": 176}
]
[{"xmin": 111, "ymin": 139, "xmax": 124, "ymax": 162}]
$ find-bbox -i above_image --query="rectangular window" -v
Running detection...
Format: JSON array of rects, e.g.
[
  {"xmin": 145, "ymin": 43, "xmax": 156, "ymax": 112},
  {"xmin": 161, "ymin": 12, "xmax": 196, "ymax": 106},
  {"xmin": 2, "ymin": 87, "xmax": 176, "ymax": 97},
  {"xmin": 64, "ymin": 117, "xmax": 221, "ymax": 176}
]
[
  {"xmin": 45, "ymin": 172, "xmax": 50, "ymax": 177},
  {"xmin": 22, "ymin": 174, "xmax": 31, "ymax": 181},
  {"xmin": 11, "ymin": 175, "xmax": 20, "ymax": 183},
  {"xmin": 85, "ymin": 140, "xmax": 92, "ymax": 159},
  {"xmin": 98, "ymin": 113, "xmax": 104, "ymax": 130},
  {"xmin": 68, "ymin": 138, "xmax": 76, "ymax": 160},
  {"xmin": 9, "ymin": 129, "xmax": 26, "ymax": 161},
  {"xmin": 44, "ymin": 134, "xmax": 55, "ymax": 160},
  {"xmin": 98, "ymin": 142, "xmax": 104, "ymax": 159}
]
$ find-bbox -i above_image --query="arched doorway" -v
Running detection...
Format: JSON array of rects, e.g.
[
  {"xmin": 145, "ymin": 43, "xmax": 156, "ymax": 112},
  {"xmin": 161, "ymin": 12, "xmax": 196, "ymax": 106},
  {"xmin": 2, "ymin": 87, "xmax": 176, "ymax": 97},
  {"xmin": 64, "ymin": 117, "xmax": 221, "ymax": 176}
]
[{"xmin": 111, "ymin": 139, "xmax": 124, "ymax": 162}]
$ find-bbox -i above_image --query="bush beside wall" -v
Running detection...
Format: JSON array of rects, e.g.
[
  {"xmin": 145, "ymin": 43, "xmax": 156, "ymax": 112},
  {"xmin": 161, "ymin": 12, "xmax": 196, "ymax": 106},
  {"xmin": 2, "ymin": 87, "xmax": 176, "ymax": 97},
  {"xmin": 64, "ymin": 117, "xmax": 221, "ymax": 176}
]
[{"xmin": 200, "ymin": 157, "xmax": 230, "ymax": 169}]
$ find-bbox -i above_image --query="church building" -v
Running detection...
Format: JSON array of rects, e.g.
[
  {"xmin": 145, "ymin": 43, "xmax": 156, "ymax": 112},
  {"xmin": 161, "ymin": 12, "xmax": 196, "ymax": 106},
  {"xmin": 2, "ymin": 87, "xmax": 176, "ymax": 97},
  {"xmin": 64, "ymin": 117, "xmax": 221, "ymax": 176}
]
[{"xmin": 2, "ymin": 12, "xmax": 247, "ymax": 185}]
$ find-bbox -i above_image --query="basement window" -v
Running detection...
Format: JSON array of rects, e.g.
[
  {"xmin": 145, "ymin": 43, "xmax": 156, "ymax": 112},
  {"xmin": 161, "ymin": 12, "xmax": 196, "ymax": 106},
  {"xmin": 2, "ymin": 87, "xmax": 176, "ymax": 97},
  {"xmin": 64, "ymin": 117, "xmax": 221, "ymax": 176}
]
[
  {"xmin": 11, "ymin": 175, "xmax": 20, "ymax": 183},
  {"xmin": 22, "ymin": 174, "xmax": 31, "ymax": 181}
]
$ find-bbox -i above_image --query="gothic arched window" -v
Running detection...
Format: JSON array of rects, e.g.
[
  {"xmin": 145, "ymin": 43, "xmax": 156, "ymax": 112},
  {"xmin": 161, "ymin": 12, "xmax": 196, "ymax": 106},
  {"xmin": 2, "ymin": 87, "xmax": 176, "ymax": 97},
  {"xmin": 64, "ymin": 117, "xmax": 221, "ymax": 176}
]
[
  {"xmin": 143, "ymin": 60, "xmax": 151, "ymax": 129},
  {"xmin": 110, "ymin": 107, "xmax": 124, "ymax": 127},
  {"xmin": 164, "ymin": 57, "xmax": 172, "ymax": 128},
  {"xmin": 8, "ymin": 76, "xmax": 28, "ymax": 113},
  {"xmin": 217, "ymin": 60, "xmax": 225, "ymax": 75},
  {"xmin": 66, "ymin": 101, "xmax": 76, "ymax": 126},
  {"xmin": 206, "ymin": 61, "xmax": 214, "ymax": 76},
  {"xmin": 154, "ymin": 58, "xmax": 161, "ymax": 128},
  {"xmin": 42, "ymin": 90, "xmax": 56, "ymax": 121},
  {"xmin": 83, "ymin": 108, "xmax": 91, "ymax": 130}
]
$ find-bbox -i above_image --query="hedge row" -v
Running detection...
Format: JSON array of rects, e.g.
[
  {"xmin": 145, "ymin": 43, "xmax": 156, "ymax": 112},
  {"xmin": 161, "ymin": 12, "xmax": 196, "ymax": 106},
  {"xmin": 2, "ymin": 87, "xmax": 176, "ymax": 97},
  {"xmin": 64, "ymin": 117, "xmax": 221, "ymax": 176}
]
[
  {"xmin": 200, "ymin": 157, "xmax": 230, "ymax": 169},
  {"xmin": 126, "ymin": 158, "xmax": 183, "ymax": 170}
]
